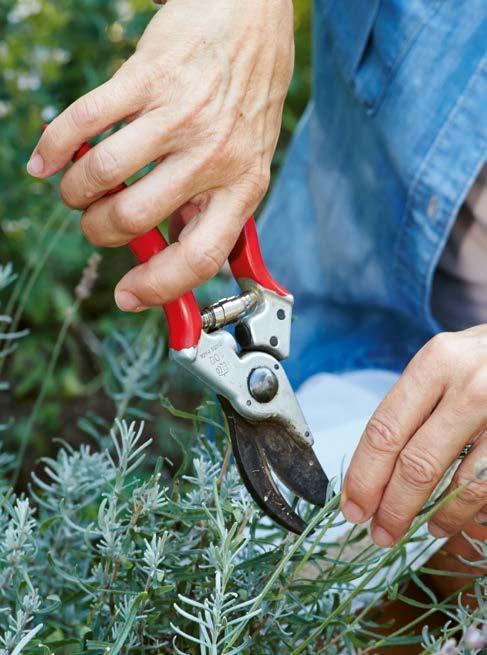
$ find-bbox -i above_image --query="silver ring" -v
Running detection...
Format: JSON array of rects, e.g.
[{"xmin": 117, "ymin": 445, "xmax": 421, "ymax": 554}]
[{"xmin": 458, "ymin": 443, "xmax": 474, "ymax": 460}]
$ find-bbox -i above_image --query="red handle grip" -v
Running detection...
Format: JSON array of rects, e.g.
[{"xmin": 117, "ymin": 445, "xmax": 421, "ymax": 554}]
[
  {"xmin": 72, "ymin": 143, "xmax": 202, "ymax": 351},
  {"xmin": 69, "ymin": 139, "xmax": 289, "ymax": 347},
  {"xmin": 228, "ymin": 217, "xmax": 289, "ymax": 297}
]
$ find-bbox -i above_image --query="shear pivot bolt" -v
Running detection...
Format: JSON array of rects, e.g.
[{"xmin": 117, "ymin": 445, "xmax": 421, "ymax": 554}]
[{"xmin": 248, "ymin": 367, "xmax": 279, "ymax": 403}]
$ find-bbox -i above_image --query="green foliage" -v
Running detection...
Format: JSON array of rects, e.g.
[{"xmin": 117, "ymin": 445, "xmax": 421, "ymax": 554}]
[
  {"xmin": 1, "ymin": 263, "xmax": 487, "ymax": 654},
  {"xmin": 2, "ymin": 4, "xmax": 487, "ymax": 654},
  {"xmin": 281, "ymin": 0, "xmax": 312, "ymax": 148},
  {"xmin": 0, "ymin": 388, "xmax": 486, "ymax": 654},
  {"xmin": 0, "ymin": 0, "xmax": 311, "ymax": 457},
  {"xmin": 0, "ymin": 2, "xmax": 162, "ymax": 437}
]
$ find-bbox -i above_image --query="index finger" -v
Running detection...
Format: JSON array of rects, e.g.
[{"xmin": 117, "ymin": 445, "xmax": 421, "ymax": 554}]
[
  {"xmin": 341, "ymin": 337, "xmax": 448, "ymax": 524},
  {"xmin": 27, "ymin": 72, "xmax": 144, "ymax": 179},
  {"xmin": 113, "ymin": 187, "xmax": 250, "ymax": 310}
]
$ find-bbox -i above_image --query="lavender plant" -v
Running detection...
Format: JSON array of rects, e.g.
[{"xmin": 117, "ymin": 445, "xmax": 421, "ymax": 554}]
[
  {"xmin": 3, "ymin": 3, "xmax": 484, "ymax": 650},
  {"xmin": 0, "ymin": 264, "xmax": 28, "ymax": 433},
  {"xmin": 0, "ymin": 267, "xmax": 486, "ymax": 654}
]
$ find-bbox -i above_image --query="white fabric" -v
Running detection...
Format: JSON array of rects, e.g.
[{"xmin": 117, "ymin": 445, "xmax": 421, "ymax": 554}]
[{"xmin": 297, "ymin": 369, "xmax": 445, "ymax": 590}]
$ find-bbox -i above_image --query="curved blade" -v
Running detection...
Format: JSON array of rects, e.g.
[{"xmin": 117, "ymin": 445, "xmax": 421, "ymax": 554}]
[
  {"xmin": 220, "ymin": 398, "xmax": 308, "ymax": 534},
  {"xmin": 259, "ymin": 424, "xmax": 330, "ymax": 507}
]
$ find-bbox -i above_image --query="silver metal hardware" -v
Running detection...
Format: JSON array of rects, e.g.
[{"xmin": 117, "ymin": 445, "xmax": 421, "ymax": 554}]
[
  {"xmin": 201, "ymin": 290, "xmax": 260, "ymax": 332},
  {"xmin": 172, "ymin": 330, "xmax": 313, "ymax": 447},
  {"xmin": 172, "ymin": 280, "xmax": 309, "ymax": 445},
  {"xmin": 236, "ymin": 279, "xmax": 294, "ymax": 360},
  {"xmin": 248, "ymin": 367, "xmax": 279, "ymax": 403}
]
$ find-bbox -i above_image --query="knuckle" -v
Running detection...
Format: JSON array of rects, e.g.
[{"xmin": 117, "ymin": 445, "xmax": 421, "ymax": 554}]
[
  {"xmin": 80, "ymin": 215, "xmax": 102, "ymax": 246},
  {"xmin": 376, "ymin": 504, "xmax": 409, "ymax": 532},
  {"xmin": 142, "ymin": 265, "xmax": 166, "ymax": 304},
  {"xmin": 431, "ymin": 496, "xmax": 471, "ymax": 532},
  {"xmin": 129, "ymin": 60, "xmax": 171, "ymax": 100},
  {"xmin": 70, "ymin": 93, "xmax": 103, "ymax": 129},
  {"xmin": 88, "ymin": 147, "xmax": 120, "ymax": 187},
  {"xmin": 183, "ymin": 240, "xmax": 226, "ymax": 283},
  {"xmin": 195, "ymin": 148, "xmax": 221, "ymax": 180},
  {"xmin": 37, "ymin": 129, "xmax": 57, "ymax": 159},
  {"xmin": 363, "ymin": 414, "xmax": 402, "ymax": 455},
  {"xmin": 243, "ymin": 170, "xmax": 271, "ymax": 204},
  {"xmin": 196, "ymin": 129, "xmax": 235, "ymax": 176},
  {"xmin": 430, "ymin": 513, "xmax": 458, "ymax": 533},
  {"xmin": 455, "ymin": 475, "xmax": 487, "ymax": 504},
  {"xmin": 463, "ymin": 369, "xmax": 487, "ymax": 408},
  {"xmin": 344, "ymin": 469, "xmax": 375, "ymax": 500},
  {"xmin": 111, "ymin": 196, "xmax": 147, "ymax": 236},
  {"xmin": 397, "ymin": 446, "xmax": 442, "ymax": 488},
  {"xmin": 59, "ymin": 176, "xmax": 79, "ymax": 209},
  {"xmin": 422, "ymin": 332, "xmax": 456, "ymax": 364}
]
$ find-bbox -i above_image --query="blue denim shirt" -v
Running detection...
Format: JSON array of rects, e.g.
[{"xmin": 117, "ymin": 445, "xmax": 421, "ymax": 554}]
[{"xmin": 258, "ymin": 0, "xmax": 487, "ymax": 389}]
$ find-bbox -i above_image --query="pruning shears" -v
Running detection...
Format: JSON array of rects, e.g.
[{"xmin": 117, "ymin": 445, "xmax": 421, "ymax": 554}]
[{"xmin": 71, "ymin": 141, "xmax": 330, "ymax": 534}]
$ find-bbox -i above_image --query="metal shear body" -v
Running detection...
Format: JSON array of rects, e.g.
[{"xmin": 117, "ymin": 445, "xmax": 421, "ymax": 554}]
[{"xmin": 73, "ymin": 141, "xmax": 330, "ymax": 534}]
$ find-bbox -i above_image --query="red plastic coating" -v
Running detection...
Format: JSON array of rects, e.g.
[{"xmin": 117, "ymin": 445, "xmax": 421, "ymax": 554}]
[
  {"xmin": 128, "ymin": 232, "xmax": 203, "ymax": 351},
  {"xmin": 229, "ymin": 217, "xmax": 289, "ymax": 297},
  {"xmin": 69, "ymin": 139, "xmax": 202, "ymax": 351},
  {"xmin": 58, "ymin": 131, "xmax": 289, "ymax": 346}
]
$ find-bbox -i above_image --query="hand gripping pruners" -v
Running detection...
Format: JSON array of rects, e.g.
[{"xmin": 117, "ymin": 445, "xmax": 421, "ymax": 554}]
[{"xmin": 72, "ymin": 141, "xmax": 330, "ymax": 534}]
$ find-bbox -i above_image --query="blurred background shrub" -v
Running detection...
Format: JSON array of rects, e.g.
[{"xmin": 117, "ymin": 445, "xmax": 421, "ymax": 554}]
[{"xmin": 0, "ymin": 0, "xmax": 311, "ymax": 473}]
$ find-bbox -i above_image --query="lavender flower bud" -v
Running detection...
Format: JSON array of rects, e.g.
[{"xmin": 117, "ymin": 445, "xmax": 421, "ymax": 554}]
[
  {"xmin": 75, "ymin": 253, "xmax": 102, "ymax": 301},
  {"xmin": 465, "ymin": 626, "xmax": 487, "ymax": 650},
  {"xmin": 439, "ymin": 639, "xmax": 458, "ymax": 655}
]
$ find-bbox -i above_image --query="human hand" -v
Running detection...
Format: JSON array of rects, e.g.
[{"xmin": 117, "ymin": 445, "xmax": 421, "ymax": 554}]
[
  {"xmin": 341, "ymin": 326, "xmax": 487, "ymax": 547},
  {"xmin": 28, "ymin": 0, "xmax": 294, "ymax": 311}
]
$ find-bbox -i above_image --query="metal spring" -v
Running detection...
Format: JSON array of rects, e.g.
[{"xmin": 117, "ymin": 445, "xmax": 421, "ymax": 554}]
[{"xmin": 201, "ymin": 290, "xmax": 260, "ymax": 331}]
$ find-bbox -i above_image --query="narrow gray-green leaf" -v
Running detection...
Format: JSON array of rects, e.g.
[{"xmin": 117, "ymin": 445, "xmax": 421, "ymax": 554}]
[{"xmin": 107, "ymin": 592, "xmax": 147, "ymax": 655}]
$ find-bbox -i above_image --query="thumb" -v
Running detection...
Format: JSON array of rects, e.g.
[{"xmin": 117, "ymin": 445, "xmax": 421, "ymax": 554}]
[{"xmin": 114, "ymin": 189, "xmax": 249, "ymax": 311}]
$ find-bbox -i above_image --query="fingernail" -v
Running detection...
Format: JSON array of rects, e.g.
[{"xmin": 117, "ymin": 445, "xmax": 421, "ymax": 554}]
[
  {"xmin": 428, "ymin": 522, "xmax": 450, "ymax": 538},
  {"xmin": 27, "ymin": 152, "xmax": 44, "ymax": 177},
  {"xmin": 115, "ymin": 290, "xmax": 144, "ymax": 311},
  {"xmin": 371, "ymin": 526, "xmax": 395, "ymax": 548},
  {"xmin": 475, "ymin": 511, "xmax": 487, "ymax": 525},
  {"xmin": 341, "ymin": 500, "xmax": 365, "ymax": 524}
]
